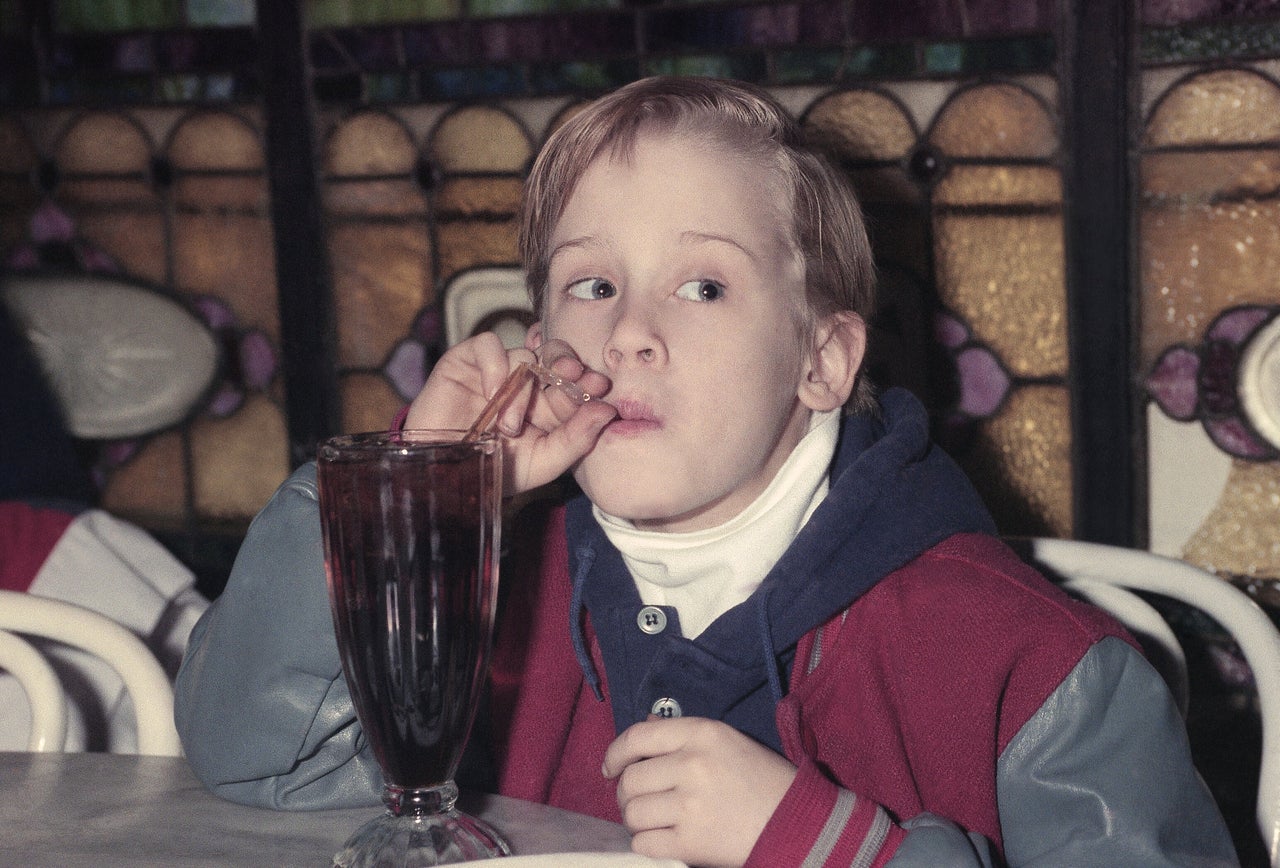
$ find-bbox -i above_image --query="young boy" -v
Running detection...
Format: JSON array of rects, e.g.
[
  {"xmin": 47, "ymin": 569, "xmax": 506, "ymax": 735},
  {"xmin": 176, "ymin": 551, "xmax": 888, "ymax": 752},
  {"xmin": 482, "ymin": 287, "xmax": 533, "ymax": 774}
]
[{"xmin": 175, "ymin": 77, "xmax": 1236, "ymax": 866}]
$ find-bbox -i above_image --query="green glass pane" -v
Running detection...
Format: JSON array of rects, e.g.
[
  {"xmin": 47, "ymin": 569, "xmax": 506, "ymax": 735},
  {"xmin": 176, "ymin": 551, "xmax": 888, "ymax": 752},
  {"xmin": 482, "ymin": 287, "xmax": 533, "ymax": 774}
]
[
  {"xmin": 470, "ymin": 0, "xmax": 617, "ymax": 17},
  {"xmin": 304, "ymin": 0, "xmax": 455, "ymax": 27},
  {"xmin": 186, "ymin": 0, "xmax": 254, "ymax": 27},
  {"xmin": 365, "ymin": 72, "xmax": 414, "ymax": 102},
  {"xmin": 1142, "ymin": 21, "xmax": 1280, "ymax": 64},
  {"xmin": 924, "ymin": 37, "xmax": 1055, "ymax": 75},
  {"xmin": 528, "ymin": 59, "xmax": 639, "ymax": 93},
  {"xmin": 775, "ymin": 45, "xmax": 914, "ymax": 84},
  {"xmin": 306, "ymin": 0, "xmax": 459, "ymax": 26},
  {"xmin": 55, "ymin": 0, "xmax": 180, "ymax": 32},
  {"xmin": 644, "ymin": 53, "xmax": 767, "ymax": 83}
]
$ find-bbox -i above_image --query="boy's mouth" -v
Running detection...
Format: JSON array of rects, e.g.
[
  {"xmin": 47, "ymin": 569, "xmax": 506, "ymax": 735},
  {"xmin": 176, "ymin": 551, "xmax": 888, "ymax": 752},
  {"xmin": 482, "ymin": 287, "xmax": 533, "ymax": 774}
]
[{"xmin": 605, "ymin": 399, "xmax": 661, "ymax": 435}]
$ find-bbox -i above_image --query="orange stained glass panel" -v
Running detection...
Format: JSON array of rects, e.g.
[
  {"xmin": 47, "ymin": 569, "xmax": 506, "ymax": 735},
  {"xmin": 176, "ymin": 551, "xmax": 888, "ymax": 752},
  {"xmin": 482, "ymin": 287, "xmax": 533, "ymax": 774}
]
[
  {"xmin": 56, "ymin": 111, "xmax": 153, "ymax": 174},
  {"xmin": 801, "ymin": 88, "xmax": 917, "ymax": 161},
  {"xmin": 929, "ymin": 83, "xmax": 1057, "ymax": 159},
  {"xmin": 1139, "ymin": 198, "xmax": 1280, "ymax": 368},
  {"xmin": 168, "ymin": 110, "xmax": 264, "ymax": 171},
  {"xmin": 191, "ymin": 394, "xmax": 290, "ymax": 521},
  {"xmin": 330, "ymin": 220, "xmax": 433, "ymax": 368},
  {"xmin": 1184, "ymin": 461, "xmax": 1280, "ymax": 579},
  {"xmin": 98, "ymin": 431, "xmax": 189, "ymax": 525},
  {"xmin": 1142, "ymin": 149, "xmax": 1280, "ymax": 201},
  {"xmin": 933, "ymin": 212, "xmax": 1067, "ymax": 378},
  {"xmin": 70, "ymin": 210, "xmax": 167, "ymax": 284},
  {"xmin": 933, "ymin": 165, "xmax": 1062, "ymax": 208},
  {"xmin": 436, "ymin": 177, "xmax": 523, "ymax": 218},
  {"xmin": 340, "ymin": 372, "xmax": 404, "ymax": 435},
  {"xmin": 173, "ymin": 211, "xmax": 280, "ymax": 337},
  {"xmin": 435, "ymin": 219, "xmax": 519, "ymax": 288},
  {"xmin": 964, "ymin": 384, "xmax": 1074, "ymax": 538},
  {"xmin": 1144, "ymin": 69, "xmax": 1280, "ymax": 148},
  {"xmin": 428, "ymin": 106, "xmax": 532, "ymax": 173},
  {"xmin": 325, "ymin": 110, "xmax": 417, "ymax": 176},
  {"xmin": 324, "ymin": 178, "xmax": 427, "ymax": 218}
]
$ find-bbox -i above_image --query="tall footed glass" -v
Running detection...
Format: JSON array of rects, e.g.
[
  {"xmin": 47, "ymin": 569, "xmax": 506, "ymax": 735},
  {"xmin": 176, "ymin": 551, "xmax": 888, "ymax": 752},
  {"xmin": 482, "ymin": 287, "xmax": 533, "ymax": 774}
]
[{"xmin": 317, "ymin": 430, "xmax": 511, "ymax": 867}]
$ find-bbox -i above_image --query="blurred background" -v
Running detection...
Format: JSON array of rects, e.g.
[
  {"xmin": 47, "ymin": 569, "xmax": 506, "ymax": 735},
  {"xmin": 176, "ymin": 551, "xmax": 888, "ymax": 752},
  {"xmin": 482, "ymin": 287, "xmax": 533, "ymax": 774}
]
[{"xmin": 1, "ymin": 0, "xmax": 1278, "ymax": 858}]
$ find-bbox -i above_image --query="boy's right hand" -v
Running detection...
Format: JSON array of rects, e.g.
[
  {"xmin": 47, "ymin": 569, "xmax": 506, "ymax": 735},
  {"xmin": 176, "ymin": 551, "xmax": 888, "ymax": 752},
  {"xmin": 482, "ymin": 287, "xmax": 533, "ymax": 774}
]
[{"xmin": 402, "ymin": 332, "xmax": 616, "ymax": 496}]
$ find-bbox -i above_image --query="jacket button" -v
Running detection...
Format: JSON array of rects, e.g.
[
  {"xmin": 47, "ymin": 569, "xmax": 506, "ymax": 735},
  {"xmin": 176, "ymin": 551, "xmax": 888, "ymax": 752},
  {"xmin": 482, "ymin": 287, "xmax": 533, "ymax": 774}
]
[
  {"xmin": 636, "ymin": 606, "xmax": 667, "ymax": 635},
  {"xmin": 651, "ymin": 697, "xmax": 682, "ymax": 718}
]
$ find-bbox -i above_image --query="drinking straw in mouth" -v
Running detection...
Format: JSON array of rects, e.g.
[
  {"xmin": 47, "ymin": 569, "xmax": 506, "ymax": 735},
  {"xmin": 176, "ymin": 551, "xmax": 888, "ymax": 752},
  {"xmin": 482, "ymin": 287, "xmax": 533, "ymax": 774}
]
[{"xmin": 463, "ymin": 361, "xmax": 593, "ymax": 441}]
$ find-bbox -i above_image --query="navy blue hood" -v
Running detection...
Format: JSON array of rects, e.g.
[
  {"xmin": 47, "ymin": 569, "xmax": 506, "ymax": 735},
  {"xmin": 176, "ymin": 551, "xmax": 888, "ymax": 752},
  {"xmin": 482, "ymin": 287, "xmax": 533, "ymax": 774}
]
[{"xmin": 563, "ymin": 388, "xmax": 997, "ymax": 750}]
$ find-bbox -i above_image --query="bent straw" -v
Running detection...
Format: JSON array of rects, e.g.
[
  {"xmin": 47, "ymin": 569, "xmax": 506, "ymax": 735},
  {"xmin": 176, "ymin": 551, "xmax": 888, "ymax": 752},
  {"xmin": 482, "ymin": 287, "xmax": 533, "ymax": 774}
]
[
  {"xmin": 462, "ymin": 361, "xmax": 597, "ymax": 442},
  {"xmin": 464, "ymin": 362, "xmax": 532, "ymax": 441}
]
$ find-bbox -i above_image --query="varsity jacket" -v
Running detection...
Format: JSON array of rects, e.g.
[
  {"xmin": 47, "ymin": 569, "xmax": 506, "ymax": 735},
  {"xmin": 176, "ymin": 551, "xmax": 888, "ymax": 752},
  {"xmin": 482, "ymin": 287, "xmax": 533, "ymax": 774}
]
[{"xmin": 175, "ymin": 389, "xmax": 1237, "ymax": 866}]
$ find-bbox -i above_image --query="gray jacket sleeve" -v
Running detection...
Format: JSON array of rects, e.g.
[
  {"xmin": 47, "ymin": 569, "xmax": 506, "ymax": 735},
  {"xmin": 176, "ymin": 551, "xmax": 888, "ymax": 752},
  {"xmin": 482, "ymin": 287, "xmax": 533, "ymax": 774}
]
[
  {"xmin": 174, "ymin": 463, "xmax": 383, "ymax": 809},
  {"xmin": 888, "ymin": 635, "xmax": 1239, "ymax": 866}
]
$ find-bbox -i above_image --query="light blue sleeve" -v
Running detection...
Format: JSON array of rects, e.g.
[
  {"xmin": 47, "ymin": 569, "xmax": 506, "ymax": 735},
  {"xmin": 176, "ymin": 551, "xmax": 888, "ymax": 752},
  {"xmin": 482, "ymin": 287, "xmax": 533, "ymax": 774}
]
[
  {"xmin": 174, "ymin": 463, "xmax": 383, "ymax": 809},
  {"xmin": 888, "ymin": 636, "xmax": 1239, "ymax": 867}
]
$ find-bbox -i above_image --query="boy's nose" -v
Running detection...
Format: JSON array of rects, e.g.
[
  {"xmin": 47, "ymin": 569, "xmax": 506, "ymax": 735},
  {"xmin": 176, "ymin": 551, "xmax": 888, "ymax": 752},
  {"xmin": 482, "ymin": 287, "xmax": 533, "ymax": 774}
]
[{"xmin": 603, "ymin": 302, "xmax": 665, "ymax": 370}]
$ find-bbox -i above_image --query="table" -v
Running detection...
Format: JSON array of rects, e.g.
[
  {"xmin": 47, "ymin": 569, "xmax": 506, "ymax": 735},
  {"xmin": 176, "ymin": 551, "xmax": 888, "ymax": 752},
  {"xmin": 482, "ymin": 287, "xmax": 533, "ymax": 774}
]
[{"xmin": 1, "ymin": 751, "xmax": 635, "ymax": 867}]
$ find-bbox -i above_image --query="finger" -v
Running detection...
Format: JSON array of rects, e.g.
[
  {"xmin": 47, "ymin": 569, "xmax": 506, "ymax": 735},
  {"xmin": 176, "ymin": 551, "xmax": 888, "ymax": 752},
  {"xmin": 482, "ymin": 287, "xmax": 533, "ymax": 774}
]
[
  {"xmin": 614, "ymin": 751, "xmax": 684, "ymax": 806},
  {"xmin": 602, "ymin": 717, "xmax": 694, "ymax": 779},
  {"xmin": 514, "ymin": 401, "xmax": 617, "ymax": 491},
  {"xmin": 617, "ymin": 786, "xmax": 680, "ymax": 834}
]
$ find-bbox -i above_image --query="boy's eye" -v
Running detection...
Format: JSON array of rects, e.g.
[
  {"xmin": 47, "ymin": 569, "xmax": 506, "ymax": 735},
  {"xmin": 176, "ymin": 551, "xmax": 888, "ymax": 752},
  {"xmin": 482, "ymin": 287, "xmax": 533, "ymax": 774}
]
[
  {"xmin": 566, "ymin": 277, "xmax": 617, "ymax": 300},
  {"xmin": 675, "ymin": 279, "xmax": 725, "ymax": 302}
]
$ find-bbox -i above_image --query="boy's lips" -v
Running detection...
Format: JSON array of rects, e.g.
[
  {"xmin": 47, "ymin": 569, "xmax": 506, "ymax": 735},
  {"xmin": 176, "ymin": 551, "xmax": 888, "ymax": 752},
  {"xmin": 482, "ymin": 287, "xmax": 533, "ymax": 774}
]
[{"xmin": 604, "ymin": 398, "xmax": 662, "ymax": 436}]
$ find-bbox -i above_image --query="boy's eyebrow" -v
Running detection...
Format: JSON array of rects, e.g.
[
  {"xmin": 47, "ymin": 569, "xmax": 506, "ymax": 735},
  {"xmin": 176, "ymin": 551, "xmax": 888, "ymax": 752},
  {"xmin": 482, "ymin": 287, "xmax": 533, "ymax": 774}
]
[
  {"xmin": 548, "ymin": 235, "xmax": 602, "ymax": 261},
  {"xmin": 679, "ymin": 230, "xmax": 761, "ymax": 262}
]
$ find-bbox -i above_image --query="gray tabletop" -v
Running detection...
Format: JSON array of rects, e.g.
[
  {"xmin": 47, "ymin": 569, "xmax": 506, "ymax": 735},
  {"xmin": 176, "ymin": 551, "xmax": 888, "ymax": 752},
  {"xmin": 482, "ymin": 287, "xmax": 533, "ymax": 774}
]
[{"xmin": 0, "ymin": 751, "xmax": 634, "ymax": 867}]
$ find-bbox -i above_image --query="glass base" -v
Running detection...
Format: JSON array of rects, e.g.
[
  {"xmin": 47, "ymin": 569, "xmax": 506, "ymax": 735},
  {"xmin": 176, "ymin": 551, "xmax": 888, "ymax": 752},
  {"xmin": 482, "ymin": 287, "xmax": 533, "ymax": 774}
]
[{"xmin": 332, "ymin": 783, "xmax": 512, "ymax": 867}]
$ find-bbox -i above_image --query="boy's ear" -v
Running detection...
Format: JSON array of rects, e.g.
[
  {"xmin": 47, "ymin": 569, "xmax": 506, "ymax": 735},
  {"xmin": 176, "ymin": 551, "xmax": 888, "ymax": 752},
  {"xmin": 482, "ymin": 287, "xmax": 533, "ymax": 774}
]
[
  {"xmin": 797, "ymin": 311, "xmax": 866, "ymax": 412},
  {"xmin": 524, "ymin": 321, "xmax": 544, "ymax": 350}
]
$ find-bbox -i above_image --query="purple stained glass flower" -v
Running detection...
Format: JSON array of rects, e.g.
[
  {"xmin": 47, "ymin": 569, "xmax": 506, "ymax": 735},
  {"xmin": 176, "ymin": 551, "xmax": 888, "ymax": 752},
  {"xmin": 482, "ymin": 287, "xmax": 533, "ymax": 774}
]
[
  {"xmin": 933, "ymin": 311, "xmax": 1012, "ymax": 421},
  {"xmin": 193, "ymin": 295, "xmax": 278, "ymax": 418},
  {"xmin": 1146, "ymin": 304, "xmax": 1280, "ymax": 460}
]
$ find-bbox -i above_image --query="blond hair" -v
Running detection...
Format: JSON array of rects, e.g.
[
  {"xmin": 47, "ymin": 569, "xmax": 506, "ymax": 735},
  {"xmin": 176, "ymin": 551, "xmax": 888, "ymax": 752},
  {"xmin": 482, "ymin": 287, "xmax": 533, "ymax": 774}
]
[{"xmin": 519, "ymin": 76, "xmax": 877, "ymax": 410}]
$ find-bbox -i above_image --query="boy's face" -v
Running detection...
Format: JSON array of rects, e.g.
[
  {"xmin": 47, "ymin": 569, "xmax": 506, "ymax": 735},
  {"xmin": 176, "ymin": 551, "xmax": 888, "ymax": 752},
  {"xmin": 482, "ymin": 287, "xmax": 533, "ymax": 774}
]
[{"xmin": 531, "ymin": 129, "xmax": 828, "ymax": 533}]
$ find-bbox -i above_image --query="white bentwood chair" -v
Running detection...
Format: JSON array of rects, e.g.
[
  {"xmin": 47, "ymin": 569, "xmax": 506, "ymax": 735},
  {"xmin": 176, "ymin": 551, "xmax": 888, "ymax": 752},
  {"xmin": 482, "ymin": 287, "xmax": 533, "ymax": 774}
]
[
  {"xmin": 0, "ymin": 589, "xmax": 182, "ymax": 756},
  {"xmin": 1016, "ymin": 537, "xmax": 1280, "ymax": 867}
]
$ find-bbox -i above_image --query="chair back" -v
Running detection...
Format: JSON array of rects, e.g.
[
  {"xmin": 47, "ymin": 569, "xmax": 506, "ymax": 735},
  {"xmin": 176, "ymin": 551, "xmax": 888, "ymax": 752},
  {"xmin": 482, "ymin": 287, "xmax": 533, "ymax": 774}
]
[
  {"xmin": 0, "ymin": 590, "xmax": 181, "ymax": 756},
  {"xmin": 1020, "ymin": 537, "xmax": 1280, "ymax": 867}
]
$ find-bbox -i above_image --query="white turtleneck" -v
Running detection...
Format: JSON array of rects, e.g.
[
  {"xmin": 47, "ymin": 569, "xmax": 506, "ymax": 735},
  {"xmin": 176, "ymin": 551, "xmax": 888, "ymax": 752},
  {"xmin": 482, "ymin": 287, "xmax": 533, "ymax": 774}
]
[{"xmin": 592, "ymin": 409, "xmax": 840, "ymax": 639}]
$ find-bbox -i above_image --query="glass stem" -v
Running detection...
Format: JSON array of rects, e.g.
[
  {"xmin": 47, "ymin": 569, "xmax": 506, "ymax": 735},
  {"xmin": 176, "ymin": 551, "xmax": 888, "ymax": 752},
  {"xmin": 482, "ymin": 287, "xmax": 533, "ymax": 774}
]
[{"xmin": 383, "ymin": 780, "xmax": 458, "ymax": 818}]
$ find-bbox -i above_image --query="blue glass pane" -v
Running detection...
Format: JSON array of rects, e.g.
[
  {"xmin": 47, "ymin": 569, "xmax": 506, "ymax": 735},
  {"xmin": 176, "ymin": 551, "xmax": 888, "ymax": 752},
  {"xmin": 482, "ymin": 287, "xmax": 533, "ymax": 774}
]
[
  {"xmin": 49, "ymin": 36, "xmax": 130, "ymax": 73},
  {"xmin": 48, "ymin": 74, "xmax": 154, "ymax": 104},
  {"xmin": 420, "ymin": 65, "xmax": 527, "ymax": 99},
  {"xmin": 402, "ymin": 22, "xmax": 474, "ymax": 65},
  {"xmin": 186, "ymin": 0, "xmax": 255, "ymax": 27},
  {"xmin": 55, "ymin": 0, "xmax": 181, "ymax": 32},
  {"xmin": 773, "ymin": 45, "xmax": 914, "ymax": 84}
]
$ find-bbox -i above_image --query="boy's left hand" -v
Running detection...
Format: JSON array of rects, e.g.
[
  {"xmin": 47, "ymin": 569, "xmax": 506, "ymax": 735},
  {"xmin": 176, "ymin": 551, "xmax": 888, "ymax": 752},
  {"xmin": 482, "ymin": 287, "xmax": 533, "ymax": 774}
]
[{"xmin": 602, "ymin": 716, "xmax": 797, "ymax": 868}]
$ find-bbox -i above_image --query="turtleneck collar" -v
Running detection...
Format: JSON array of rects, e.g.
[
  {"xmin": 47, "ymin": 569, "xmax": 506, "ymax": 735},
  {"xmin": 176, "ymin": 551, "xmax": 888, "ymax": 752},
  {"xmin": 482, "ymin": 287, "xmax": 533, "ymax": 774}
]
[{"xmin": 592, "ymin": 409, "xmax": 840, "ymax": 639}]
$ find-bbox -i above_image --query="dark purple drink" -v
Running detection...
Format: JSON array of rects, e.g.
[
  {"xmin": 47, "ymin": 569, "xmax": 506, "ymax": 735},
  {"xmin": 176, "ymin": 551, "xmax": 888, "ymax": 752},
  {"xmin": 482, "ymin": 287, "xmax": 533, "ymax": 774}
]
[{"xmin": 317, "ymin": 432, "xmax": 502, "ymax": 791}]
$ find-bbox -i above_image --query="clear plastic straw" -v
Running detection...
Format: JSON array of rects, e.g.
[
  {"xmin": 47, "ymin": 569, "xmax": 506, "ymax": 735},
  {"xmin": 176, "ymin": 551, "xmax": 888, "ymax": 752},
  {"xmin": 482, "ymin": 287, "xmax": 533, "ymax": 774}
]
[{"xmin": 463, "ymin": 361, "xmax": 594, "ymax": 441}]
